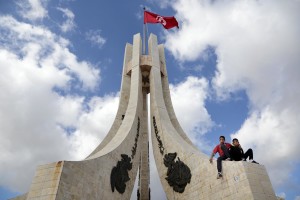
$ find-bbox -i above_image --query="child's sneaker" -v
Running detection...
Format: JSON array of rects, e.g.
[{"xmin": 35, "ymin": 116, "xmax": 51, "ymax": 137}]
[{"xmin": 217, "ymin": 172, "xmax": 223, "ymax": 179}]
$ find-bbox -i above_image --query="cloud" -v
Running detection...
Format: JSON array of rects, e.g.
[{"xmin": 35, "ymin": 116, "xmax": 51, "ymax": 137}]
[
  {"xmin": 57, "ymin": 7, "xmax": 76, "ymax": 33},
  {"xmin": 17, "ymin": 0, "xmax": 48, "ymax": 21},
  {"xmin": 85, "ymin": 29, "xmax": 107, "ymax": 49},
  {"xmin": 69, "ymin": 95, "xmax": 119, "ymax": 160},
  {"xmin": 0, "ymin": 14, "xmax": 100, "ymax": 192},
  {"xmin": 276, "ymin": 192, "xmax": 286, "ymax": 199},
  {"xmin": 163, "ymin": 0, "xmax": 300, "ymax": 193},
  {"xmin": 231, "ymin": 106, "xmax": 300, "ymax": 186},
  {"xmin": 170, "ymin": 76, "xmax": 214, "ymax": 145},
  {"xmin": 0, "ymin": 16, "xmax": 100, "ymax": 90}
]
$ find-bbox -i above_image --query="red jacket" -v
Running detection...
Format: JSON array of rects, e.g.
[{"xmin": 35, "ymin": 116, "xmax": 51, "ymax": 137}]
[{"xmin": 213, "ymin": 143, "xmax": 231, "ymax": 157}]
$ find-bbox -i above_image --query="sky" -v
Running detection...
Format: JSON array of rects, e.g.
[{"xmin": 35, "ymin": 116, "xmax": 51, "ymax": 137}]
[{"xmin": 0, "ymin": 0, "xmax": 299, "ymax": 199}]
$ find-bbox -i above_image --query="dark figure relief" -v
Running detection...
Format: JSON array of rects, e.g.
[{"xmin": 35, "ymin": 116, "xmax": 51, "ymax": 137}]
[
  {"xmin": 163, "ymin": 152, "xmax": 192, "ymax": 193},
  {"xmin": 152, "ymin": 116, "xmax": 192, "ymax": 193},
  {"xmin": 152, "ymin": 116, "xmax": 165, "ymax": 155},
  {"xmin": 111, "ymin": 117, "xmax": 140, "ymax": 194},
  {"xmin": 131, "ymin": 117, "xmax": 140, "ymax": 159},
  {"xmin": 110, "ymin": 154, "xmax": 133, "ymax": 193}
]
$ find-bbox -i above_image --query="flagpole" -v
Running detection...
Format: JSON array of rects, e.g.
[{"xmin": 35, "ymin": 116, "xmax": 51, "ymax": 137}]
[
  {"xmin": 143, "ymin": 7, "xmax": 146, "ymax": 55},
  {"xmin": 145, "ymin": 21, "xmax": 149, "ymax": 53},
  {"xmin": 143, "ymin": 24, "xmax": 146, "ymax": 55}
]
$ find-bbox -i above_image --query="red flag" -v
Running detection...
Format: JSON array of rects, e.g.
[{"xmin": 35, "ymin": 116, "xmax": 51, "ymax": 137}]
[{"xmin": 144, "ymin": 11, "xmax": 179, "ymax": 29}]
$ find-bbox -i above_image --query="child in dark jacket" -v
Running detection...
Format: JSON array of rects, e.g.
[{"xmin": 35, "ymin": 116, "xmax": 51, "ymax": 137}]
[{"xmin": 229, "ymin": 138, "xmax": 259, "ymax": 164}]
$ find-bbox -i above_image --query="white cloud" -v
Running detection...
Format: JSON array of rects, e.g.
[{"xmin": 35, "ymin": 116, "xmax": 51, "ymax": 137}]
[
  {"xmin": 85, "ymin": 29, "xmax": 107, "ymax": 49},
  {"xmin": 163, "ymin": 0, "xmax": 300, "ymax": 193},
  {"xmin": 69, "ymin": 95, "xmax": 119, "ymax": 160},
  {"xmin": 276, "ymin": 192, "xmax": 286, "ymax": 199},
  {"xmin": 170, "ymin": 76, "xmax": 214, "ymax": 148},
  {"xmin": 231, "ymin": 106, "xmax": 300, "ymax": 187},
  {"xmin": 0, "ymin": 15, "xmax": 101, "ymax": 192},
  {"xmin": 17, "ymin": 0, "xmax": 48, "ymax": 21},
  {"xmin": 0, "ymin": 16, "xmax": 99, "ymax": 90},
  {"xmin": 57, "ymin": 7, "xmax": 76, "ymax": 33}
]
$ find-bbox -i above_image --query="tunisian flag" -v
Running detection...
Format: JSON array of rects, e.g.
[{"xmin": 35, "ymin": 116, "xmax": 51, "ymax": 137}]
[{"xmin": 144, "ymin": 11, "xmax": 179, "ymax": 29}]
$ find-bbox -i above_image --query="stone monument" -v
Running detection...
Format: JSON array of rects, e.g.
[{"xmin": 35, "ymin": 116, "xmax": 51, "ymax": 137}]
[{"xmin": 11, "ymin": 33, "xmax": 277, "ymax": 200}]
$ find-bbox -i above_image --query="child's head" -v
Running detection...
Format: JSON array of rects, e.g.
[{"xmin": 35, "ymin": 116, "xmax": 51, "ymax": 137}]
[
  {"xmin": 232, "ymin": 138, "xmax": 240, "ymax": 146},
  {"xmin": 219, "ymin": 136, "xmax": 225, "ymax": 144}
]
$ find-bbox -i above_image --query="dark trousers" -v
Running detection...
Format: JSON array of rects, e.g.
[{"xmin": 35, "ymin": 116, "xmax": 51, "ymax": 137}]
[
  {"xmin": 217, "ymin": 144, "xmax": 230, "ymax": 173},
  {"xmin": 244, "ymin": 148, "xmax": 253, "ymax": 160},
  {"xmin": 217, "ymin": 155, "xmax": 228, "ymax": 173}
]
